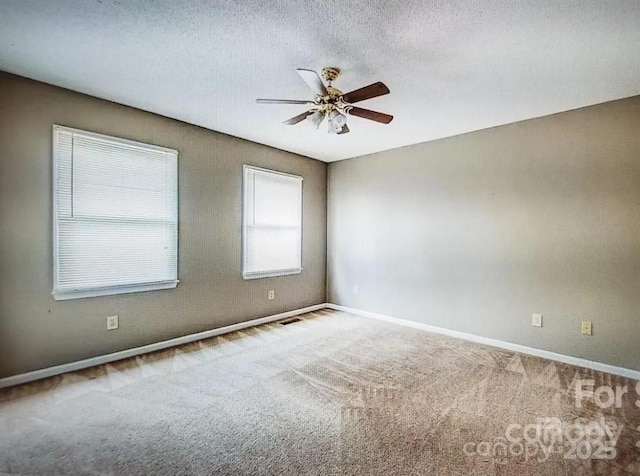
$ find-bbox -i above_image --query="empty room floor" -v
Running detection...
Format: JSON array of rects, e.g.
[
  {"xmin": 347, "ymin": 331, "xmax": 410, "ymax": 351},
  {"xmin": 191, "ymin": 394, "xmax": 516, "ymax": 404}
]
[{"xmin": 1, "ymin": 309, "xmax": 639, "ymax": 475}]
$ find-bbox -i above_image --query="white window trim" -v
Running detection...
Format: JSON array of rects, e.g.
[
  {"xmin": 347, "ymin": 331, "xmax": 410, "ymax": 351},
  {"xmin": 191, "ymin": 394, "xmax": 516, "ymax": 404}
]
[
  {"xmin": 52, "ymin": 125, "xmax": 179, "ymax": 300},
  {"xmin": 52, "ymin": 281, "xmax": 179, "ymax": 301},
  {"xmin": 242, "ymin": 165, "xmax": 303, "ymax": 280},
  {"xmin": 242, "ymin": 269, "xmax": 302, "ymax": 280}
]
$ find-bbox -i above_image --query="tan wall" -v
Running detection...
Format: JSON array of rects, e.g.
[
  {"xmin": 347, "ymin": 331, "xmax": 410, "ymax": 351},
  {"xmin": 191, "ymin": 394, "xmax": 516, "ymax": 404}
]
[
  {"xmin": 328, "ymin": 96, "xmax": 640, "ymax": 371},
  {"xmin": 0, "ymin": 72, "xmax": 327, "ymax": 379}
]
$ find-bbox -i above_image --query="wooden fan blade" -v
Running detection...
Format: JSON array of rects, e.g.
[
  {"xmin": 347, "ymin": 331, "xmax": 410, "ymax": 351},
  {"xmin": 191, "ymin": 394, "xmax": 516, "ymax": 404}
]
[
  {"xmin": 283, "ymin": 110, "xmax": 314, "ymax": 125},
  {"xmin": 296, "ymin": 69, "xmax": 328, "ymax": 96},
  {"xmin": 342, "ymin": 82, "xmax": 390, "ymax": 104},
  {"xmin": 347, "ymin": 107, "xmax": 393, "ymax": 124},
  {"xmin": 256, "ymin": 99, "xmax": 313, "ymax": 105},
  {"xmin": 337, "ymin": 124, "xmax": 350, "ymax": 135}
]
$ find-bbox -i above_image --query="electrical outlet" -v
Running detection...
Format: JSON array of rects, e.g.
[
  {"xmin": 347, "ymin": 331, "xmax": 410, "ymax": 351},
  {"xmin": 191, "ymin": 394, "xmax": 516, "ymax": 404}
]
[
  {"xmin": 106, "ymin": 315, "xmax": 119, "ymax": 330},
  {"xmin": 353, "ymin": 285, "xmax": 359, "ymax": 295},
  {"xmin": 581, "ymin": 321, "xmax": 592, "ymax": 335},
  {"xmin": 531, "ymin": 313, "xmax": 543, "ymax": 328},
  {"xmin": 268, "ymin": 290, "xmax": 275, "ymax": 301}
]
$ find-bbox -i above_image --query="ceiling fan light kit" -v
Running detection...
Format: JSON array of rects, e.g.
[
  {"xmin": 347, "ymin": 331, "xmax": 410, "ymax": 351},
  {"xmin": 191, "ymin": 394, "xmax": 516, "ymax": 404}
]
[
  {"xmin": 256, "ymin": 67, "xmax": 393, "ymax": 134},
  {"xmin": 328, "ymin": 109, "xmax": 346, "ymax": 126},
  {"xmin": 328, "ymin": 109, "xmax": 347, "ymax": 133},
  {"xmin": 308, "ymin": 110, "xmax": 324, "ymax": 129}
]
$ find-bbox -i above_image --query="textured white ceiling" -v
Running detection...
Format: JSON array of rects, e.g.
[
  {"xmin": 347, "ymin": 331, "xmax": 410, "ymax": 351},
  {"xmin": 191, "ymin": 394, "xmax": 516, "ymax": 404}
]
[{"xmin": 1, "ymin": 1, "xmax": 639, "ymax": 162}]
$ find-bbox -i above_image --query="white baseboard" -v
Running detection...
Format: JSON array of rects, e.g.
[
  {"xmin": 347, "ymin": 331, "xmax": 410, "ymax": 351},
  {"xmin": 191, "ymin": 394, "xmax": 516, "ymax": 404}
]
[
  {"xmin": 0, "ymin": 304, "xmax": 327, "ymax": 389},
  {"xmin": 4, "ymin": 302, "xmax": 637, "ymax": 390},
  {"xmin": 326, "ymin": 303, "xmax": 640, "ymax": 381}
]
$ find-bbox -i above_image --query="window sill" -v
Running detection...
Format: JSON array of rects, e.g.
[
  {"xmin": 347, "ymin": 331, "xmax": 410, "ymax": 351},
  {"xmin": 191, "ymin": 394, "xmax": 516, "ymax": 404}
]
[
  {"xmin": 242, "ymin": 268, "xmax": 302, "ymax": 280},
  {"xmin": 52, "ymin": 280, "xmax": 179, "ymax": 301}
]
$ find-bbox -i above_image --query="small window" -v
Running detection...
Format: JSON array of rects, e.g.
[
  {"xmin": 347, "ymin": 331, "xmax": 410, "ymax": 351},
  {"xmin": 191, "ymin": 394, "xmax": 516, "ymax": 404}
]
[
  {"xmin": 52, "ymin": 126, "xmax": 179, "ymax": 300},
  {"xmin": 242, "ymin": 165, "xmax": 303, "ymax": 279}
]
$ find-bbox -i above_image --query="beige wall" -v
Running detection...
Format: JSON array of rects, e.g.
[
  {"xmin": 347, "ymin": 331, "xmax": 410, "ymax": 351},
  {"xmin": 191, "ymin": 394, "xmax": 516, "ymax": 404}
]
[
  {"xmin": 328, "ymin": 96, "xmax": 640, "ymax": 371},
  {"xmin": 2, "ymin": 68, "xmax": 639, "ymax": 379},
  {"xmin": 0, "ymin": 72, "xmax": 327, "ymax": 379}
]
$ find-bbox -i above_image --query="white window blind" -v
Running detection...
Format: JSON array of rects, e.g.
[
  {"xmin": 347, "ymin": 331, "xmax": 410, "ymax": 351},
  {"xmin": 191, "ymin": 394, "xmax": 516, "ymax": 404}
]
[
  {"xmin": 52, "ymin": 125, "xmax": 178, "ymax": 300},
  {"xmin": 242, "ymin": 166, "xmax": 303, "ymax": 279}
]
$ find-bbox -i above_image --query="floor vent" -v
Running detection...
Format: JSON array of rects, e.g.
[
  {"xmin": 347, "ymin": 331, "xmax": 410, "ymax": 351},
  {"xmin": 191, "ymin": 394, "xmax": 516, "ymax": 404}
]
[{"xmin": 279, "ymin": 317, "xmax": 302, "ymax": 325}]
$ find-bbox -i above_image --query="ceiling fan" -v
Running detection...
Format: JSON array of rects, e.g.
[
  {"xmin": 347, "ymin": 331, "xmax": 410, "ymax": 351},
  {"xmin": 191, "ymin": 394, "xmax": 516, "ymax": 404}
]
[{"xmin": 256, "ymin": 67, "xmax": 393, "ymax": 134}]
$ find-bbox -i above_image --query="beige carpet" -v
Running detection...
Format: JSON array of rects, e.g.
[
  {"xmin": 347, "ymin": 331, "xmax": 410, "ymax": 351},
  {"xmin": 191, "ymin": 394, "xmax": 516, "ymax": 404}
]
[{"xmin": 1, "ymin": 309, "xmax": 639, "ymax": 475}]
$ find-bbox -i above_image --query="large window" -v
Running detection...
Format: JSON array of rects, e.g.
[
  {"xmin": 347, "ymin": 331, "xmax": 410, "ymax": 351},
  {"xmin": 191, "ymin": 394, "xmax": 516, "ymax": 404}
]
[
  {"xmin": 52, "ymin": 126, "xmax": 179, "ymax": 300},
  {"xmin": 242, "ymin": 165, "xmax": 303, "ymax": 279}
]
